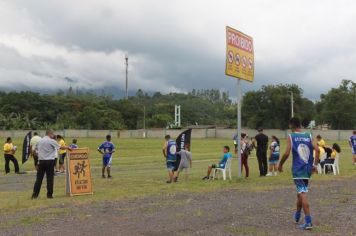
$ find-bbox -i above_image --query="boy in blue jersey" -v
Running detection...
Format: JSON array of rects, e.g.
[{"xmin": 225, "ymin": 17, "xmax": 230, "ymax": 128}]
[
  {"xmin": 349, "ymin": 130, "xmax": 356, "ymax": 165},
  {"xmin": 98, "ymin": 135, "xmax": 115, "ymax": 178},
  {"xmin": 202, "ymin": 146, "xmax": 232, "ymax": 180},
  {"xmin": 162, "ymin": 135, "xmax": 177, "ymax": 183},
  {"xmin": 278, "ymin": 118, "xmax": 320, "ymax": 230},
  {"xmin": 69, "ymin": 139, "xmax": 78, "ymax": 149}
]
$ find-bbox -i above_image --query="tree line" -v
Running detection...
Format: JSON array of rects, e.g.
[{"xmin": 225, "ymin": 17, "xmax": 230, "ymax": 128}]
[{"xmin": 0, "ymin": 80, "xmax": 354, "ymax": 130}]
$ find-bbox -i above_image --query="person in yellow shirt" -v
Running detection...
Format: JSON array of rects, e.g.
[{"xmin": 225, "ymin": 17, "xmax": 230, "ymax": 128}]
[
  {"xmin": 3, "ymin": 137, "xmax": 19, "ymax": 174},
  {"xmin": 320, "ymin": 143, "xmax": 341, "ymax": 173},
  {"xmin": 316, "ymin": 135, "xmax": 326, "ymax": 148},
  {"xmin": 56, "ymin": 135, "xmax": 67, "ymax": 173},
  {"xmin": 318, "ymin": 145, "xmax": 326, "ymax": 160}
]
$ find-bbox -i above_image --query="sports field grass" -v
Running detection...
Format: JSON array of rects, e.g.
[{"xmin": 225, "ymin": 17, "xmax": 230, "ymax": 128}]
[{"xmin": 0, "ymin": 137, "xmax": 354, "ymax": 213}]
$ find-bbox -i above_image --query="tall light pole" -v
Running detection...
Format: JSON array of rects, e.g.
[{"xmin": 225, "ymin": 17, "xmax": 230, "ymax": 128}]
[
  {"xmin": 143, "ymin": 105, "xmax": 146, "ymax": 138},
  {"xmin": 143, "ymin": 105, "xmax": 146, "ymax": 130},
  {"xmin": 125, "ymin": 54, "xmax": 128, "ymax": 99},
  {"xmin": 289, "ymin": 91, "xmax": 294, "ymax": 118}
]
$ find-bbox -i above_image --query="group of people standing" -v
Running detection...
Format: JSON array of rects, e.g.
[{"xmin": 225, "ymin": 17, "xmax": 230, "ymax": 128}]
[
  {"xmin": 233, "ymin": 128, "xmax": 281, "ymax": 178},
  {"xmin": 233, "ymin": 128, "xmax": 356, "ymax": 178},
  {"xmin": 30, "ymin": 132, "xmax": 78, "ymax": 174},
  {"xmin": 31, "ymin": 130, "xmax": 72, "ymax": 199},
  {"xmin": 32, "ymin": 131, "xmax": 115, "ymax": 198},
  {"xmin": 2, "ymin": 129, "xmax": 114, "ymax": 199}
]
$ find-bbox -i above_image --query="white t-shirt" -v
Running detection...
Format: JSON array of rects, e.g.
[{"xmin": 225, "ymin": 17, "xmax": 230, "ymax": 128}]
[
  {"xmin": 30, "ymin": 135, "xmax": 42, "ymax": 151},
  {"xmin": 36, "ymin": 136, "xmax": 61, "ymax": 160}
]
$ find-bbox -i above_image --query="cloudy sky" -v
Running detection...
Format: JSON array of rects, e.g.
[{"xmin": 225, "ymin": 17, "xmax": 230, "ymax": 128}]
[{"xmin": 0, "ymin": 0, "xmax": 355, "ymax": 99}]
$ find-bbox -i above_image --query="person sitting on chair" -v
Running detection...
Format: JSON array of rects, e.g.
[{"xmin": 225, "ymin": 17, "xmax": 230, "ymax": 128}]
[
  {"xmin": 320, "ymin": 143, "xmax": 341, "ymax": 173},
  {"xmin": 202, "ymin": 146, "xmax": 232, "ymax": 180}
]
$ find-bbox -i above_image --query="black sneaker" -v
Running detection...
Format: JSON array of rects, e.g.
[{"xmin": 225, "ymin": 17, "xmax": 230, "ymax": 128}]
[
  {"xmin": 31, "ymin": 194, "xmax": 38, "ymax": 199},
  {"xmin": 102, "ymin": 175, "xmax": 106, "ymax": 178},
  {"xmin": 202, "ymin": 176, "xmax": 209, "ymax": 180},
  {"xmin": 108, "ymin": 175, "xmax": 112, "ymax": 178},
  {"xmin": 47, "ymin": 195, "xmax": 53, "ymax": 199},
  {"xmin": 166, "ymin": 180, "xmax": 172, "ymax": 184}
]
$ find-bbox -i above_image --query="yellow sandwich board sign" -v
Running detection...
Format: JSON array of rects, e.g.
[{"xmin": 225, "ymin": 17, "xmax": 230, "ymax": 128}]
[
  {"xmin": 66, "ymin": 148, "xmax": 93, "ymax": 196},
  {"xmin": 225, "ymin": 26, "xmax": 254, "ymax": 82}
]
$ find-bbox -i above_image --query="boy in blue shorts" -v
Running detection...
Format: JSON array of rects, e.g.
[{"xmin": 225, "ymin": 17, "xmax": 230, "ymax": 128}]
[
  {"xmin": 98, "ymin": 135, "xmax": 115, "ymax": 178},
  {"xmin": 278, "ymin": 118, "xmax": 320, "ymax": 230},
  {"xmin": 202, "ymin": 146, "xmax": 232, "ymax": 180},
  {"xmin": 162, "ymin": 135, "xmax": 177, "ymax": 183}
]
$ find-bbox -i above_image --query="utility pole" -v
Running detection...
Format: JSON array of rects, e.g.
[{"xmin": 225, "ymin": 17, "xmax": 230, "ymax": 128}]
[
  {"xmin": 143, "ymin": 105, "xmax": 146, "ymax": 130},
  {"xmin": 289, "ymin": 91, "xmax": 294, "ymax": 118},
  {"xmin": 143, "ymin": 105, "xmax": 146, "ymax": 138},
  {"xmin": 125, "ymin": 54, "xmax": 128, "ymax": 99}
]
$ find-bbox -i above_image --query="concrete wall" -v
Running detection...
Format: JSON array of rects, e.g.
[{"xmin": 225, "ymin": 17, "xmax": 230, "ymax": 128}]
[{"xmin": 0, "ymin": 129, "xmax": 354, "ymax": 140}]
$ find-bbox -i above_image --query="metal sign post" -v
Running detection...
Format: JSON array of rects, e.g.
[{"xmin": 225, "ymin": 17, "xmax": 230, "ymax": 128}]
[
  {"xmin": 225, "ymin": 26, "xmax": 254, "ymax": 179},
  {"xmin": 236, "ymin": 79, "xmax": 242, "ymax": 178}
]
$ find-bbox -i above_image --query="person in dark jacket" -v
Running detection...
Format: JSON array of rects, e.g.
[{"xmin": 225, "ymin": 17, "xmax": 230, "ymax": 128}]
[{"xmin": 254, "ymin": 128, "xmax": 269, "ymax": 176}]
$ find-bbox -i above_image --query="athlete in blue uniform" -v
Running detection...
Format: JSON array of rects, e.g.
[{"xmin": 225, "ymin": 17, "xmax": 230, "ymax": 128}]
[
  {"xmin": 98, "ymin": 135, "xmax": 115, "ymax": 178},
  {"xmin": 162, "ymin": 135, "xmax": 177, "ymax": 183},
  {"xmin": 278, "ymin": 118, "xmax": 320, "ymax": 230},
  {"xmin": 69, "ymin": 139, "xmax": 78, "ymax": 149},
  {"xmin": 349, "ymin": 130, "xmax": 356, "ymax": 165}
]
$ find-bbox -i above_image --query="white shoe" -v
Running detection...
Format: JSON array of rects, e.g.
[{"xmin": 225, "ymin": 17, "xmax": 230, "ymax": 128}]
[{"xmin": 266, "ymin": 172, "xmax": 273, "ymax": 177}]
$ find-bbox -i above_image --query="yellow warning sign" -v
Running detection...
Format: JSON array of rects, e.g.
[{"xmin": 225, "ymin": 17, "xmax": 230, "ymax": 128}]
[{"xmin": 66, "ymin": 148, "xmax": 93, "ymax": 196}]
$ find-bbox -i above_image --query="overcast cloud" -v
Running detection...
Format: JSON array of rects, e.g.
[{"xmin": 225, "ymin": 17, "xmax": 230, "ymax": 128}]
[{"xmin": 0, "ymin": 0, "xmax": 355, "ymax": 99}]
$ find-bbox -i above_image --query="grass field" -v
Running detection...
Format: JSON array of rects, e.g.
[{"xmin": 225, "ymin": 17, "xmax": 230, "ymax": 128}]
[{"xmin": 0, "ymin": 137, "xmax": 355, "ymax": 214}]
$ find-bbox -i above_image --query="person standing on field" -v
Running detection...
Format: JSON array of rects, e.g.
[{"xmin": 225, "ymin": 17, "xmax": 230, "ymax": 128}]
[
  {"xmin": 3, "ymin": 137, "xmax": 20, "ymax": 174},
  {"xmin": 162, "ymin": 135, "xmax": 177, "ymax": 183},
  {"xmin": 174, "ymin": 145, "xmax": 192, "ymax": 181},
  {"xmin": 98, "ymin": 135, "xmax": 115, "ymax": 178},
  {"xmin": 278, "ymin": 118, "xmax": 320, "ymax": 230},
  {"xmin": 30, "ymin": 132, "xmax": 42, "ymax": 171},
  {"xmin": 240, "ymin": 133, "xmax": 250, "ymax": 178},
  {"xmin": 56, "ymin": 135, "xmax": 67, "ymax": 173},
  {"xmin": 266, "ymin": 136, "xmax": 280, "ymax": 176},
  {"xmin": 349, "ymin": 130, "xmax": 356, "ymax": 165},
  {"xmin": 254, "ymin": 128, "xmax": 269, "ymax": 176},
  {"xmin": 69, "ymin": 139, "xmax": 78, "ymax": 149},
  {"xmin": 32, "ymin": 129, "xmax": 71, "ymax": 199}
]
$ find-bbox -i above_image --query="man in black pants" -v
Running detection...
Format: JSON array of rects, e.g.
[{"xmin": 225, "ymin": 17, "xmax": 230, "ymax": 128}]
[
  {"xmin": 32, "ymin": 129, "xmax": 71, "ymax": 199},
  {"xmin": 3, "ymin": 137, "xmax": 19, "ymax": 174},
  {"xmin": 254, "ymin": 128, "xmax": 269, "ymax": 176}
]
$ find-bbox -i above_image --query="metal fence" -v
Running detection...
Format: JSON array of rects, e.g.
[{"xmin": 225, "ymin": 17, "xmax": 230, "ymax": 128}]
[{"xmin": 0, "ymin": 129, "xmax": 353, "ymax": 141}]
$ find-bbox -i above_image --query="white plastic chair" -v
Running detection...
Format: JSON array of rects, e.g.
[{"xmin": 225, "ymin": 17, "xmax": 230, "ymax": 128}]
[
  {"xmin": 316, "ymin": 163, "xmax": 322, "ymax": 174},
  {"xmin": 317, "ymin": 152, "xmax": 327, "ymax": 174},
  {"xmin": 213, "ymin": 158, "xmax": 232, "ymax": 180},
  {"xmin": 323, "ymin": 153, "xmax": 340, "ymax": 175}
]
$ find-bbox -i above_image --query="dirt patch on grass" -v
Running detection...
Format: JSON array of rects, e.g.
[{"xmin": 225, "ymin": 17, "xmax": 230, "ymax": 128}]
[{"xmin": 1, "ymin": 176, "xmax": 355, "ymax": 236}]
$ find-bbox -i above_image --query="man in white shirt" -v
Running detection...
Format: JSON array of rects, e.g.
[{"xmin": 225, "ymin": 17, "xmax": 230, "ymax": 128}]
[
  {"xmin": 30, "ymin": 132, "xmax": 42, "ymax": 170},
  {"xmin": 32, "ymin": 129, "xmax": 71, "ymax": 199}
]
